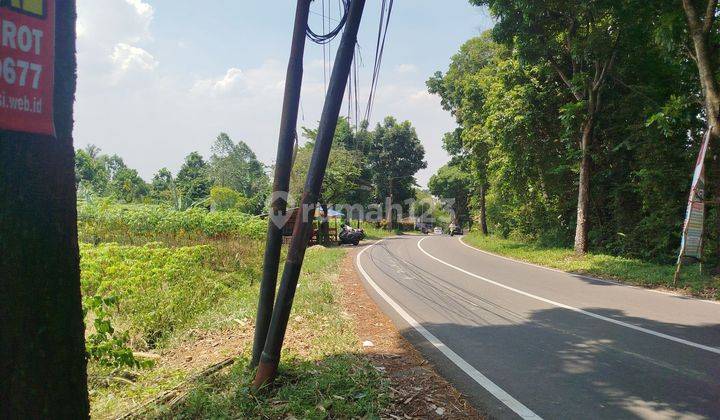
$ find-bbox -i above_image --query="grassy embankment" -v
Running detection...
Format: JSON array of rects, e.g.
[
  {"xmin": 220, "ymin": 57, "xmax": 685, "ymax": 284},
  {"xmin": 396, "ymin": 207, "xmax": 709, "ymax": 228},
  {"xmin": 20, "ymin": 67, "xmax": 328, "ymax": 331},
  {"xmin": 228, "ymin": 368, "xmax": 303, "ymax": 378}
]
[
  {"xmin": 463, "ymin": 231, "xmax": 720, "ymax": 299},
  {"xmin": 359, "ymin": 222, "xmax": 403, "ymax": 240},
  {"xmin": 79, "ymin": 202, "xmax": 387, "ymax": 418}
]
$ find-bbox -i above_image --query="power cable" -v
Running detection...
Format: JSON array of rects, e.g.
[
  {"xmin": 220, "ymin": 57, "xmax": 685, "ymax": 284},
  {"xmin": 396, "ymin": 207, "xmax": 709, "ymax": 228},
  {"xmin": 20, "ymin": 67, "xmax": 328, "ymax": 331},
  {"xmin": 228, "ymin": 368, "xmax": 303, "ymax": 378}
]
[
  {"xmin": 364, "ymin": 0, "xmax": 394, "ymax": 123},
  {"xmin": 306, "ymin": 0, "xmax": 349, "ymax": 44}
]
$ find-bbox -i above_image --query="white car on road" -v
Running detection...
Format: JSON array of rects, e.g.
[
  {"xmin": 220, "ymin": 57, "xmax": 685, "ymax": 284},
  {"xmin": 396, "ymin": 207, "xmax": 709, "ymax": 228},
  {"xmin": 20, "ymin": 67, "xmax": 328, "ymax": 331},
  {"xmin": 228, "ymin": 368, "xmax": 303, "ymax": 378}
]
[{"xmin": 433, "ymin": 227, "xmax": 443, "ymax": 235}]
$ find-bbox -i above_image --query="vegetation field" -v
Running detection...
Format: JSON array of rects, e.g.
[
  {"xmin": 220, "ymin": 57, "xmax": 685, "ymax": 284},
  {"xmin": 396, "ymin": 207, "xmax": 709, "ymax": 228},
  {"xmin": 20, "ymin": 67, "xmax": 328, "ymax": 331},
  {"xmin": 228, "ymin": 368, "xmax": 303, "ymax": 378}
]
[
  {"xmin": 464, "ymin": 231, "xmax": 720, "ymax": 299},
  {"xmin": 80, "ymin": 203, "xmax": 388, "ymax": 418}
]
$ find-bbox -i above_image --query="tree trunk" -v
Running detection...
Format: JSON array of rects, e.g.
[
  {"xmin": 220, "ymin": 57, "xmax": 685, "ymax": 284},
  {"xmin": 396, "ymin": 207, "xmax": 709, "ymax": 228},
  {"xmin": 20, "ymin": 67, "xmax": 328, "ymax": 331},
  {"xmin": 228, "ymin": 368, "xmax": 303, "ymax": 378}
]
[
  {"xmin": 683, "ymin": 1, "xmax": 720, "ymax": 133},
  {"xmin": 479, "ymin": 183, "xmax": 489, "ymax": 235},
  {"xmin": 574, "ymin": 118, "xmax": 594, "ymax": 254},
  {"xmin": 1, "ymin": 2, "xmax": 89, "ymax": 417},
  {"xmin": 386, "ymin": 178, "xmax": 393, "ymax": 230}
]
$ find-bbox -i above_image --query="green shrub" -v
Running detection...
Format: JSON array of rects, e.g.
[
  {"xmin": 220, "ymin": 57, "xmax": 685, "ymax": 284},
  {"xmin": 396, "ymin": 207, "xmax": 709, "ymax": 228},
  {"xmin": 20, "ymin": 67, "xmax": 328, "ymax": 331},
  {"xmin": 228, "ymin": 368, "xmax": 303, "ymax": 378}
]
[
  {"xmin": 209, "ymin": 186, "xmax": 255, "ymax": 213},
  {"xmin": 83, "ymin": 295, "xmax": 145, "ymax": 369},
  {"xmin": 80, "ymin": 242, "xmax": 260, "ymax": 348},
  {"xmin": 78, "ymin": 201, "xmax": 265, "ymax": 244}
]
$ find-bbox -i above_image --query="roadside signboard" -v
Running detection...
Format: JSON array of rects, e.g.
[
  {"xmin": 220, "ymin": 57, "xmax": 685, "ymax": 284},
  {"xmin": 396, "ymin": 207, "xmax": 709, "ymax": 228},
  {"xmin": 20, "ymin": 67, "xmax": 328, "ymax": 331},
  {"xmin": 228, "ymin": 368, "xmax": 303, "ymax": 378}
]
[
  {"xmin": 0, "ymin": 0, "xmax": 55, "ymax": 135},
  {"xmin": 678, "ymin": 129, "xmax": 713, "ymax": 262}
]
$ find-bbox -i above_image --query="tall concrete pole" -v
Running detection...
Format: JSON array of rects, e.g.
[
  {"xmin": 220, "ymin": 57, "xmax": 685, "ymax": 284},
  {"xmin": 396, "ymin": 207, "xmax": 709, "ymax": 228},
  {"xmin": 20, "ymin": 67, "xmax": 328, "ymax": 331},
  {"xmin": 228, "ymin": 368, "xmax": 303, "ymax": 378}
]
[
  {"xmin": 253, "ymin": 0, "xmax": 367, "ymax": 387},
  {"xmin": 252, "ymin": 0, "xmax": 312, "ymax": 368}
]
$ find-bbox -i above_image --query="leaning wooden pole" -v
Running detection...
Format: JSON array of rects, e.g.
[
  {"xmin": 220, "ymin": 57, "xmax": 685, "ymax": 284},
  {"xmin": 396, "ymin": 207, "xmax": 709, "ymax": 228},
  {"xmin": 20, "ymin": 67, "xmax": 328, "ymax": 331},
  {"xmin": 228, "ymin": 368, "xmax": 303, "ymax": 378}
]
[
  {"xmin": 251, "ymin": 0, "xmax": 311, "ymax": 368},
  {"xmin": 253, "ymin": 0, "xmax": 366, "ymax": 387},
  {"xmin": 1, "ymin": 1, "xmax": 89, "ymax": 417}
]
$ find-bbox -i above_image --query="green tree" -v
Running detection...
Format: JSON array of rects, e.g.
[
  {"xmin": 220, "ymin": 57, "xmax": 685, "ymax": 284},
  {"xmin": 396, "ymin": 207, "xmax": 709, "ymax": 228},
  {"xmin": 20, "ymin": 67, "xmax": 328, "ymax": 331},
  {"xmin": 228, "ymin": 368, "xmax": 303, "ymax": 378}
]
[
  {"xmin": 150, "ymin": 168, "xmax": 177, "ymax": 205},
  {"xmin": 176, "ymin": 152, "xmax": 211, "ymax": 208},
  {"xmin": 470, "ymin": 0, "xmax": 652, "ymax": 254},
  {"xmin": 654, "ymin": 0, "xmax": 720, "ymax": 267},
  {"xmin": 75, "ymin": 145, "xmax": 110, "ymax": 196},
  {"xmin": 111, "ymin": 167, "xmax": 149, "ymax": 203},
  {"xmin": 209, "ymin": 186, "xmax": 254, "ymax": 213},
  {"xmin": 429, "ymin": 33, "xmax": 571, "ymax": 238},
  {"xmin": 293, "ymin": 118, "xmax": 369, "ymax": 207},
  {"xmin": 428, "ymin": 164, "xmax": 473, "ymax": 226},
  {"xmin": 75, "ymin": 145, "xmax": 149, "ymax": 203},
  {"xmin": 207, "ymin": 133, "xmax": 269, "ymax": 213},
  {"xmin": 367, "ymin": 117, "xmax": 427, "ymax": 228}
]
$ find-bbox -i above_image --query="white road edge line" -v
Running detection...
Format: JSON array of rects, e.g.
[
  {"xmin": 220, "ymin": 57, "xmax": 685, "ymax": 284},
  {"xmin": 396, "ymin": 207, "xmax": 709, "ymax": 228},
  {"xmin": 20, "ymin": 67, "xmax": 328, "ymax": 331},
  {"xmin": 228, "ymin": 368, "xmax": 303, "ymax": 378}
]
[
  {"xmin": 356, "ymin": 240, "xmax": 543, "ymax": 420},
  {"xmin": 457, "ymin": 236, "xmax": 720, "ymax": 306},
  {"xmin": 418, "ymin": 237, "xmax": 720, "ymax": 356}
]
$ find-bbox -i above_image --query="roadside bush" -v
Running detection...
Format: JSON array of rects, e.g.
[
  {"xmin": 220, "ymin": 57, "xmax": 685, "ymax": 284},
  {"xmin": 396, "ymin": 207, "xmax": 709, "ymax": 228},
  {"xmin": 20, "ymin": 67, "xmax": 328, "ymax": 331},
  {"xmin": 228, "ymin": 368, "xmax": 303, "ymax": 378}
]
[
  {"xmin": 83, "ymin": 295, "xmax": 145, "ymax": 369},
  {"xmin": 209, "ymin": 186, "xmax": 255, "ymax": 213},
  {"xmin": 80, "ymin": 241, "xmax": 261, "ymax": 348}
]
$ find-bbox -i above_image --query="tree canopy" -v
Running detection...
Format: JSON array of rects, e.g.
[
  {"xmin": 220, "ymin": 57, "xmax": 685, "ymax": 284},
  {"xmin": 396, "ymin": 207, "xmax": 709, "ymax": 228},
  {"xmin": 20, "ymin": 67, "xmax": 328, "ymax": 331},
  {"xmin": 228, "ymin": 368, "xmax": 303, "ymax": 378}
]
[{"xmin": 428, "ymin": 15, "xmax": 706, "ymax": 263}]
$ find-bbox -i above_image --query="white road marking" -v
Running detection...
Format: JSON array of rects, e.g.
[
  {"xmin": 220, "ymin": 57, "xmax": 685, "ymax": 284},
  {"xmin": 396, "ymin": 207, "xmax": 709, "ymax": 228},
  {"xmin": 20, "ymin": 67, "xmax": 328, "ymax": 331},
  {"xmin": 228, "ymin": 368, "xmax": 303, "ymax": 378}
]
[
  {"xmin": 356, "ymin": 240, "xmax": 543, "ymax": 420},
  {"xmin": 418, "ymin": 237, "xmax": 720, "ymax": 355},
  {"xmin": 457, "ymin": 236, "xmax": 720, "ymax": 306}
]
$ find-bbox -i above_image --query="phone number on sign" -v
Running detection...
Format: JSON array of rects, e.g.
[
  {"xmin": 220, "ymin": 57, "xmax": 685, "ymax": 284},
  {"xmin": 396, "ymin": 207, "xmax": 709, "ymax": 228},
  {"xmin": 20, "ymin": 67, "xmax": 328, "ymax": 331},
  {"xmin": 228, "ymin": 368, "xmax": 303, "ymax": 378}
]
[{"xmin": 1, "ymin": 57, "xmax": 42, "ymax": 89}]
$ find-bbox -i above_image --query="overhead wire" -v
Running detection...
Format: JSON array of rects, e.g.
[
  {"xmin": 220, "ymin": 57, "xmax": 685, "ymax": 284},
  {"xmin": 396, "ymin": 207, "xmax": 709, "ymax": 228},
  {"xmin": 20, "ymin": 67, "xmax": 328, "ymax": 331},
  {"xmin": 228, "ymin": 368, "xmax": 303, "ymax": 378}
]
[
  {"xmin": 321, "ymin": 0, "xmax": 327, "ymax": 95},
  {"xmin": 307, "ymin": 0, "xmax": 350, "ymax": 106},
  {"xmin": 364, "ymin": 0, "xmax": 394, "ymax": 124},
  {"xmin": 306, "ymin": 0, "xmax": 349, "ymax": 44}
]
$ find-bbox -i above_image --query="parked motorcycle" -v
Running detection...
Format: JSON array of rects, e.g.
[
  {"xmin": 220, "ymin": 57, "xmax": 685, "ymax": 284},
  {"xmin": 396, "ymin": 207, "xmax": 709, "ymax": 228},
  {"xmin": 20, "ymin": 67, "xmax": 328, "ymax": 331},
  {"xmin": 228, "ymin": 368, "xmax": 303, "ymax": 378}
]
[{"xmin": 339, "ymin": 224, "xmax": 365, "ymax": 246}]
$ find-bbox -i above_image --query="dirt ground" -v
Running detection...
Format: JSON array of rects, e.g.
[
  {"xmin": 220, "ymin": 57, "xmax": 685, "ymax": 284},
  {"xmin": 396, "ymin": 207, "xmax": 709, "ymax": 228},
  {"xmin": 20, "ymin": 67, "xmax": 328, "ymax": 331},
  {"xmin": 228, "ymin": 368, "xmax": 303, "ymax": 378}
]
[{"xmin": 337, "ymin": 247, "xmax": 484, "ymax": 419}]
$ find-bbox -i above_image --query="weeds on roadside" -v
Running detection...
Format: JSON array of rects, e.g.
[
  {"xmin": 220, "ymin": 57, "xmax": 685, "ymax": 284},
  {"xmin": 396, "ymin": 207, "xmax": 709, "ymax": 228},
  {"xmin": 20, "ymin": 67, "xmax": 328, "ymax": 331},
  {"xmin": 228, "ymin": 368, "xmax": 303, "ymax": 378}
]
[{"xmin": 464, "ymin": 232, "xmax": 720, "ymax": 299}]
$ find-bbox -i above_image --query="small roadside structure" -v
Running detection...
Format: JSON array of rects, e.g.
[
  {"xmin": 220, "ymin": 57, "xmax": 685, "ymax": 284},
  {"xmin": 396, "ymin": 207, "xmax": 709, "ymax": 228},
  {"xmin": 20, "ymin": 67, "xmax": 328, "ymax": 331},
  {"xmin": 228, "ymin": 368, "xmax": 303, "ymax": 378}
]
[{"xmin": 261, "ymin": 206, "xmax": 342, "ymax": 245}]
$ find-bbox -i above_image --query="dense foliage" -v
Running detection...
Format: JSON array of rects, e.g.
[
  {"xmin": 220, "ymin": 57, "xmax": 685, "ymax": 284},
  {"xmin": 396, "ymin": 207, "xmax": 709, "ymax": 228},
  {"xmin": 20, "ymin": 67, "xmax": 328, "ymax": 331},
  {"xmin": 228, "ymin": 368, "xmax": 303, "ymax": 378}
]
[
  {"xmin": 428, "ymin": 0, "xmax": 720, "ymax": 264},
  {"xmin": 297, "ymin": 117, "xmax": 427, "ymax": 227},
  {"xmin": 81, "ymin": 241, "xmax": 261, "ymax": 348},
  {"xmin": 76, "ymin": 132, "xmax": 270, "ymax": 214},
  {"xmin": 78, "ymin": 201, "xmax": 266, "ymax": 243}
]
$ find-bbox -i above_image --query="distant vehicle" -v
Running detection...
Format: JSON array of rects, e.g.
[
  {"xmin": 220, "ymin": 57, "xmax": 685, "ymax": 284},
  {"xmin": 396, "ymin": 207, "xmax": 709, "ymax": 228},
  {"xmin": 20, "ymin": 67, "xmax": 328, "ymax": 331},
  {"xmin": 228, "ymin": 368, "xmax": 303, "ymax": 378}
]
[
  {"xmin": 433, "ymin": 227, "xmax": 443, "ymax": 235},
  {"xmin": 449, "ymin": 224, "xmax": 463, "ymax": 236}
]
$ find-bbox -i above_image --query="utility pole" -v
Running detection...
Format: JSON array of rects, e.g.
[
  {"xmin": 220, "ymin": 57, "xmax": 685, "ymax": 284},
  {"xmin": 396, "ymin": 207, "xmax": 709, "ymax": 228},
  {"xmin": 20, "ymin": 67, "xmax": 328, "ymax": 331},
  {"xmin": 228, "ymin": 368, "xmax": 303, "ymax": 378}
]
[
  {"xmin": 1, "ymin": 1, "xmax": 89, "ymax": 417},
  {"xmin": 253, "ymin": 0, "xmax": 367, "ymax": 387},
  {"xmin": 252, "ymin": 0, "xmax": 311, "ymax": 368}
]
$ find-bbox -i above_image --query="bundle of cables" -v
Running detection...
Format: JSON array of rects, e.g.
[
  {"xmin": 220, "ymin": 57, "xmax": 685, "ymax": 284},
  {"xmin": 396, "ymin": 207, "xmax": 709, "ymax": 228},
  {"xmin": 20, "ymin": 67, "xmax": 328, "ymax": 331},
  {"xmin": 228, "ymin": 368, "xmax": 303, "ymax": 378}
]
[{"xmin": 306, "ymin": 0, "xmax": 350, "ymax": 44}]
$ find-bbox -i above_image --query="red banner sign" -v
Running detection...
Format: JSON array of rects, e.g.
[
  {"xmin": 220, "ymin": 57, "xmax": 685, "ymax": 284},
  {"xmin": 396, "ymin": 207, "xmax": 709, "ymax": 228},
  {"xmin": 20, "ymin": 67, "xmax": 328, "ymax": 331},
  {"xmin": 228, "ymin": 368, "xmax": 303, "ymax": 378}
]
[{"xmin": 0, "ymin": 0, "xmax": 55, "ymax": 136}]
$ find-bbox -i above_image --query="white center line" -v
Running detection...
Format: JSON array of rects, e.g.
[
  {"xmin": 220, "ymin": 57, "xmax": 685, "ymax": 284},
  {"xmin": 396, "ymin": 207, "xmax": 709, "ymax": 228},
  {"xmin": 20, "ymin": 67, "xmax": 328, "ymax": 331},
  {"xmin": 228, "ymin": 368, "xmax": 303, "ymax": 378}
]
[
  {"xmin": 417, "ymin": 237, "xmax": 720, "ymax": 355},
  {"xmin": 356, "ymin": 240, "xmax": 543, "ymax": 420}
]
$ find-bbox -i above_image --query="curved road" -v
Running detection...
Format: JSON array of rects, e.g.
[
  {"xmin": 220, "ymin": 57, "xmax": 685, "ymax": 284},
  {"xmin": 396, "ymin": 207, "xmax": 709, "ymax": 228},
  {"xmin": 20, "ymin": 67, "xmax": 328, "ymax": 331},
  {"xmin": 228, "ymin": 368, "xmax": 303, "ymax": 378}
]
[{"xmin": 355, "ymin": 235, "xmax": 720, "ymax": 419}]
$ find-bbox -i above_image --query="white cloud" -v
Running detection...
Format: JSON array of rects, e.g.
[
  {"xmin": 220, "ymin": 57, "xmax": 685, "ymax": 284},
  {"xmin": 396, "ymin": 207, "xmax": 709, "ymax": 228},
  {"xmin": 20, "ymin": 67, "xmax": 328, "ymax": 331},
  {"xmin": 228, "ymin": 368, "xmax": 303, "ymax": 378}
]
[
  {"xmin": 111, "ymin": 43, "xmax": 158, "ymax": 73},
  {"xmin": 76, "ymin": 0, "xmax": 153, "ymax": 45},
  {"xmin": 408, "ymin": 90, "xmax": 435, "ymax": 104},
  {"xmin": 395, "ymin": 63, "xmax": 418, "ymax": 74},
  {"xmin": 76, "ymin": 0, "xmax": 158, "ymax": 87},
  {"xmin": 191, "ymin": 61, "xmax": 286, "ymax": 96},
  {"xmin": 192, "ymin": 68, "xmax": 245, "ymax": 95},
  {"xmin": 125, "ymin": 0, "xmax": 153, "ymax": 20}
]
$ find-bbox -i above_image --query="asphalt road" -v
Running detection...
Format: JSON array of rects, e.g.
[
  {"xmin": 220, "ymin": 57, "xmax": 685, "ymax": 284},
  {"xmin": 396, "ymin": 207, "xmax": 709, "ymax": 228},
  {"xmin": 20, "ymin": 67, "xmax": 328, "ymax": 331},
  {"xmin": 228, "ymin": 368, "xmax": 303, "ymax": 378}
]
[{"xmin": 355, "ymin": 235, "xmax": 720, "ymax": 419}]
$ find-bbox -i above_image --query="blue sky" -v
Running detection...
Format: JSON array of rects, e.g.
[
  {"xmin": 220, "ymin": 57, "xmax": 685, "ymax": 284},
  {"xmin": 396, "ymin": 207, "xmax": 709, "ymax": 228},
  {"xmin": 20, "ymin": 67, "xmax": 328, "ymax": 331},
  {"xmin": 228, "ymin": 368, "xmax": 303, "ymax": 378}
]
[{"xmin": 74, "ymin": 1, "xmax": 492, "ymax": 186}]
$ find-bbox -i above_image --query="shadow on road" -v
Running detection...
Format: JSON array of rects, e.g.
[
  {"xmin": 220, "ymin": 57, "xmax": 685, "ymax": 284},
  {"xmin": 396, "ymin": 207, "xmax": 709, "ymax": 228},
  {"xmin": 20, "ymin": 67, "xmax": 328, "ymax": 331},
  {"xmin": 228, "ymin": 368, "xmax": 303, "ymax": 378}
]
[{"xmin": 367, "ymin": 240, "xmax": 720, "ymax": 418}]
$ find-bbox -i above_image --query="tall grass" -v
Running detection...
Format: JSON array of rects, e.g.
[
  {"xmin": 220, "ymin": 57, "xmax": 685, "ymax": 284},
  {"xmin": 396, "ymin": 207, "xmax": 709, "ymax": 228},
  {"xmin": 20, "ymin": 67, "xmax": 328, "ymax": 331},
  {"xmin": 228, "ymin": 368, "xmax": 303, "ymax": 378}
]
[
  {"xmin": 78, "ymin": 201, "xmax": 265, "ymax": 244},
  {"xmin": 81, "ymin": 240, "xmax": 263, "ymax": 349},
  {"xmin": 464, "ymin": 231, "xmax": 720, "ymax": 299}
]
